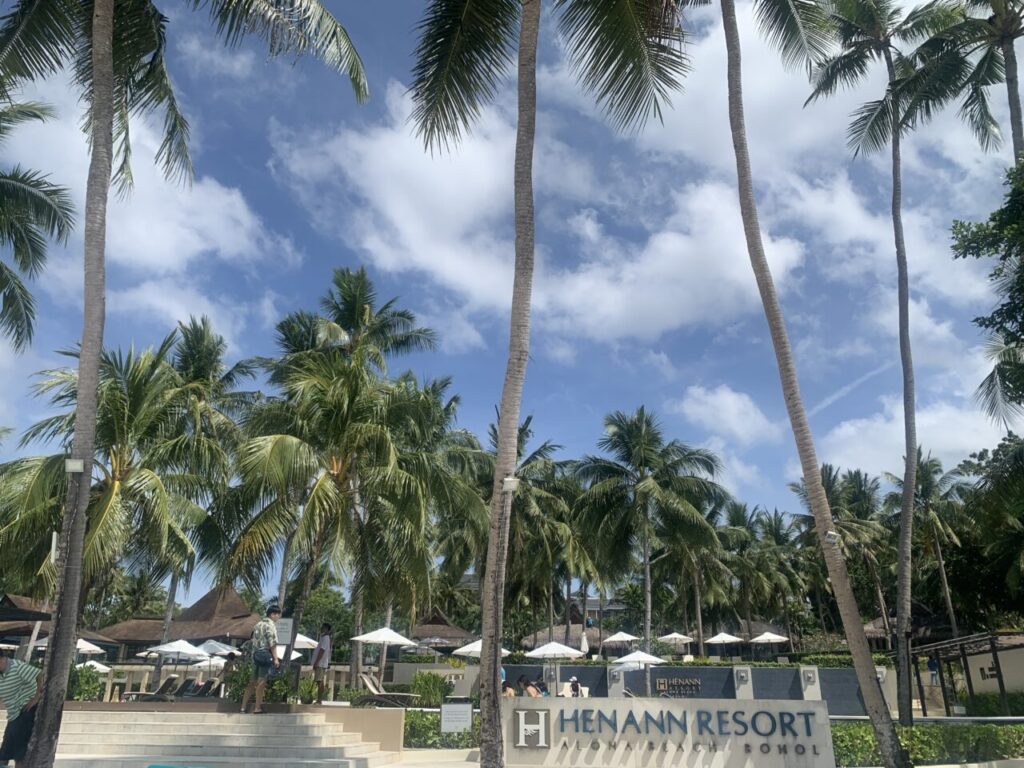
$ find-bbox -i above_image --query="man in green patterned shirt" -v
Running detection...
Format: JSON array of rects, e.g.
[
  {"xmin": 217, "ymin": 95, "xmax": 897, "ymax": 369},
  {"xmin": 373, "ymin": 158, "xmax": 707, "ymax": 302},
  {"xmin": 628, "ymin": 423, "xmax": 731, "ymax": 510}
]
[
  {"xmin": 240, "ymin": 605, "xmax": 281, "ymax": 714},
  {"xmin": 0, "ymin": 654, "xmax": 43, "ymax": 767}
]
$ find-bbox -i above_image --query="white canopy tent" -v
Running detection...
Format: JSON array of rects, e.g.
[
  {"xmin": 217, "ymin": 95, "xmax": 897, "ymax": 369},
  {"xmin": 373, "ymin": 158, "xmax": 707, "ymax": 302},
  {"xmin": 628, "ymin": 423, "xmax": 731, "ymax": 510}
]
[
  {"xmin": 750, "ymin": 632, "xmax": 788, "ymax": 644},
  {"xmin": 452, "ymin": 639, "xmax": 510, "ymax": 658},
  {"xmin": 35, "ymin": 637, "xmax": 104, "ymax": 656}
]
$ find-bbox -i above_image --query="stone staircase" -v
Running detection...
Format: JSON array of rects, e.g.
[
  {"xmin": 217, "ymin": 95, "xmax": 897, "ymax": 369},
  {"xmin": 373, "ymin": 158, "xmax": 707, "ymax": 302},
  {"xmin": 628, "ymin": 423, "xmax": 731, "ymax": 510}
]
[{"xmin": 3, "ymin": 710, "xmax": 400, "ymax": 768}]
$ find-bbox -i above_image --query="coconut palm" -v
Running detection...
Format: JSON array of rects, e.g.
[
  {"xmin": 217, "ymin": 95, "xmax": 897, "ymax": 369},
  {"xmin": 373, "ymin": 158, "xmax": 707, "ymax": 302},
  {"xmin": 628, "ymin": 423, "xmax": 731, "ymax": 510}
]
[
  {"xmin": 714, "ymin": 0, "xmax": 905, "ymax": 754},
  {"xmin": 576, "ymin": 407, "xmax": 722, "ymax": 693},
  {"xmin": 410, "ymin": 2, "xmax": 688, "ymax": 761},
  {"xmin": 885, "ymin": 448, "xmax": 970, "ymax": 637},
  {"xmin": 0, "ymin": 100, "xmax": 74, "ymax": 350},
  {"xmin": 806, "ymin": 0, "xmax": 999, "ymax": 725},
  {"xmin": 0, "ymin": 5, "xmax": 367, "ymax": 761}
]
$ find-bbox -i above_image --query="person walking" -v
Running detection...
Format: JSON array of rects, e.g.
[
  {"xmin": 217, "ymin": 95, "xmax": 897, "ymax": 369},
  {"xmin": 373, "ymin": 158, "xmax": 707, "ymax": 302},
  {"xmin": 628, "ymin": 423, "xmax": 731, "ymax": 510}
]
[
  {"xmin": 241, "ymin": 606, "xmax": 281, "ymax": 714},
  {"xmin": 0, "ymin": 654, "xmax": 43, "ymax": 767},
  {"xmin": 311, "ymin": 623, "xmax": 332, "ymax": 705}
]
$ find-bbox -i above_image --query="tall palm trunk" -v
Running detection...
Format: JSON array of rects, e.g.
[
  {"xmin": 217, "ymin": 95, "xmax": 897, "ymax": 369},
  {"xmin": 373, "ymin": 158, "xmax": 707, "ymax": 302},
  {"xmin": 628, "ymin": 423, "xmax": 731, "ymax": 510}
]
[
  {"xmin": 598, "ymin": 588, "xmax": 605, "ymax": 654},
  {"xmin": 1003, "ymin": 38, "xmax": 1024, "ymax": 157},
  {"xmin": 478, "ymin": 4, "xmax": 540, "ymax": 764},
  {"xmin": 277, "ymin": 530, "xmax": 295, "ymax": 609},
  {"xmin": 641, "ymin": 524, "xmax": 652, "ymax": 696},
  {"xmin": 352, "ymin": 589, "xmax": 364, "ymax": 688},
  {"xmin": 692, "ymin": 572, "xmax": 705, "ymax": 658},
  {"xmin": 285, "ymin": 534, "xmax": 324, "ymax": 665},
  {"xmin": 680, "ymin": 573, "xmax": 690, "ymax": 640},
  {"xmin": 867, "ymin": 557, "xmax": 892, "ymax": 649},
  {"xmin": 26, "ymin": 3, "xmax": 114, "ymax": 765},
  {"xmin": 931, "ymin": 528, "xmax": 959, "ymax": 638},
  {"xmin": 883, "ymin": 48, "xmax": 919, "ymax": 728},
  {"xmin": 547, "ymin": 582, "xmax": 555, "ymax": 642},
  {"xmin": 563, "ymin": 573, "xmax": 571, "ymax": 644},
  {"xmin": 154, "ymin": 572, "xmax": 179, "ymax": 679},
  {"xmin": 379, "ymin": 602, "xmax": 394, "ymax": 686},
  {"xmin": 718, "ymin": 0, "xmax": 906, "ymax": 763}
]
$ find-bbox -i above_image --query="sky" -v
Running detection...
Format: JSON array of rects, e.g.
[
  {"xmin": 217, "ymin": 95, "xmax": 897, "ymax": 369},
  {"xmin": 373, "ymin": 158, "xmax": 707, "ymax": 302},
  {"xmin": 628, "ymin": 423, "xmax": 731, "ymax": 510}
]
[{"xmin": 0, "ymin": 0, "xmax": 1018, "ymax": 601}]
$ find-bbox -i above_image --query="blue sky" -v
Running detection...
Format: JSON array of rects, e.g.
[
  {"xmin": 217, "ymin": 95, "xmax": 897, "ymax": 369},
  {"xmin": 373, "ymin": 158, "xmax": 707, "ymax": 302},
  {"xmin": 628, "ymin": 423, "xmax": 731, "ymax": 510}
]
[{"xmin": 0, "ymin": 1, "xmax": 1017, "ymax": 600}]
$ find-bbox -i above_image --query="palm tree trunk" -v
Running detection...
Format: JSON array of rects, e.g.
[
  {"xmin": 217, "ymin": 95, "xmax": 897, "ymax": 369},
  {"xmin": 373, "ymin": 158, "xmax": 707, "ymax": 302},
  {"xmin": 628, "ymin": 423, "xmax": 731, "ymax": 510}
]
[
  {"xmin": 277, "ymin": 530, "xmax": 295, "ymax": 609},
  {"xmin": 547, "ymin": 581, "xmax": 555, "ymax": 642},
  {"xmin": 478, "ymin": 2, "xmax": 540, "ymax": 764},
  {"xmin": 563, "ymin": 573, "xmax": 571, "ymax": 645},
  {"xmin": 680, "ymin": 573, "xmax": 690, "ymax": 641},
  {"xmin": 379, "ymin": 602, "xmax": 393, "ymax": 687},
  {"xmin": 598, "ymin": 588, "xmax": 605, "ymax": 654},
  {"xmin": 718, "ymin": 0, "xmax": 907, "ymax": 763},
  {"xmin": 932, "ymin": 530, "xmax": 959, "ymax": 638},
  {"xmin": 883, "ymin": 48, "xmax": 919, "ymax": 729},
  {"xmin": 25, "ymin": 3, "xmax": 114, "ymax": 765},
  {"xmin": 743, "ymin": 588, "xmax": 754, "ymax": 642},
  {"xmin": 154, "ymin": 572, "xmax": 179, "ymax": 679},
  {"xmin": 1003, "ymin": 38, "xmax": 1024, "ymax": 158},
  {"xmin": 641, "ymin": 525, "xmax": 652, "ymax": 696},
  {"xmin": 352, "ymin": 588, "xmax": 364, "ymax": 688},
  {"xmin": 285, "ymin": 536, "xmax": 323, "ymax": 666},
  {"xmin": 868, "ymin": 558, "xmax": 893, "ymax": 650},
  {"xmin": 693, "ymin": 572, "xmax": 705, "ymax": 658}
]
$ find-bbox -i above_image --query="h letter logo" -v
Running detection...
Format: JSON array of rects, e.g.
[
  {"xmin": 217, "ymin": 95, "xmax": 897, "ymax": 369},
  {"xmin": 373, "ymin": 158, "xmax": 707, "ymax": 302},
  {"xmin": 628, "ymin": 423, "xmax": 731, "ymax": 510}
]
[{"xmin": 514, "ymin": 709, "xmax": 550, "ymax": 748}]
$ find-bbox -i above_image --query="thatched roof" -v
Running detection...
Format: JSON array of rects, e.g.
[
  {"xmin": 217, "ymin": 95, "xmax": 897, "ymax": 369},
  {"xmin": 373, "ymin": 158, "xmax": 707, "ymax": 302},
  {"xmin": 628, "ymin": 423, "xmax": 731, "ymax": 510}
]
[
  {"xmin": 100, "ymin": 586, "xmax": 258, "ymax": 644},
  {"xmin": 410, "ymin": 608, "xmax": 475, "ymax": 646},
  {"xmin": 863, "ymin": 614, "xmax": 952, "ymax": 641},
  {"xmin": 520, "ymin": 624, "xmax": 608, "ymax": 651},
  {"xmin": 0, "ymin": 594, "xmax": 49, "ymax": 623}
]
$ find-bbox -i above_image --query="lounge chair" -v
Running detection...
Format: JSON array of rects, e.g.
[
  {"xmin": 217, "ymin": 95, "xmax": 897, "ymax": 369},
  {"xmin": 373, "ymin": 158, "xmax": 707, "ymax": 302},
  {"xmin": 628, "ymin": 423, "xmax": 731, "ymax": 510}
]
[
  {"xmin": 183, "ymin": 678, "xmax": 219, "ymax": 698},
  {"xmin": 134, "ymin": 677, "xmax": 196, "ymax": 702},
  {"xmin": 122, "ymin": 674, "xmax": 179, "ymax": 702},
  {"xmin": 351, "ymin": 673, "xmax": 421, "ymax": 708}
]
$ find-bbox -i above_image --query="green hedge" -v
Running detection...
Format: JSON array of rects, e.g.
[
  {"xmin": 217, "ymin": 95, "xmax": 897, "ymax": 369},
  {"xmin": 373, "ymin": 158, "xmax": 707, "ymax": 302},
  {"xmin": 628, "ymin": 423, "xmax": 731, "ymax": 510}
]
[
  {"xmin": 404, "ymin": 714, "xmax": 1024, "ymax": 765},
  {"xmin": 964, "ymin": 692, "xmax": 1024, "ymax": 717},
  {"xmin": 832, "ymin": 723, "xmax": 1024, "ymax": 766},
  {"xmin": 411, "ymin": 672, "xmax": 453, "ymax": 707}
]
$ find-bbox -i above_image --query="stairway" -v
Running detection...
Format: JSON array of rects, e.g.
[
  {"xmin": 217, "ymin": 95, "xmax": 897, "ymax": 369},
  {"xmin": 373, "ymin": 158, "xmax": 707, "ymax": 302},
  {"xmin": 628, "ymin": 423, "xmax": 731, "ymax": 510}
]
[{"xmin": 4, "ymin": 710, "xmax": 400, "ymax": 768}]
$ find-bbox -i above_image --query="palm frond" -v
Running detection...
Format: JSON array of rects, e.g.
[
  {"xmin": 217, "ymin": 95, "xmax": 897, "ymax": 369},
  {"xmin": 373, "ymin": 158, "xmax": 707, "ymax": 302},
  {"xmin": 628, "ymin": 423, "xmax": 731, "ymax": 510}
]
[
  {"xmin": 755, "ymin": 0, "xmax": 833, "ymax": 71},
  {"xmin": 0, "ymin": 0, "xmax": 79, "ymax": 87}
]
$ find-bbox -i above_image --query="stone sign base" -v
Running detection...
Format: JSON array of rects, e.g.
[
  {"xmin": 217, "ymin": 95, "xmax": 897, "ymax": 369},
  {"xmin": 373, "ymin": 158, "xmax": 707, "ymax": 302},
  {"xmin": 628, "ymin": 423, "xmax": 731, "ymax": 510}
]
[{"xmin": 502, "ymin": 697, "xmax": 834, "ymax": 767}]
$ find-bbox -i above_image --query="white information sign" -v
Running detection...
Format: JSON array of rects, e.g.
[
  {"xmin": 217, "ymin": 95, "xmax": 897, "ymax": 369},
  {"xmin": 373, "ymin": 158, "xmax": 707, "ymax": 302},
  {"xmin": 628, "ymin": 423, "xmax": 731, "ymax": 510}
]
[
  {"xmin": 441, "ymin": 702, "xmax": 474, "ymax": 733},
  {"xmin": 275, "ymin": 618, "xmax": 294, "ymax": 645},
  {"xmin": 503, "ymin": 698, "xmax": 834, "ymax": 767}
]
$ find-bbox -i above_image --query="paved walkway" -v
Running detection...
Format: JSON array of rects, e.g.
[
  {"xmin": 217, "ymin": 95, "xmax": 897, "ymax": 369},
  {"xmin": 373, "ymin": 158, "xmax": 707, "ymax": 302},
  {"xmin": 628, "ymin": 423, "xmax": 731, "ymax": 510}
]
[{"xmin": 397, "ymin": 749, "xmax": 476, "ymax": 766}]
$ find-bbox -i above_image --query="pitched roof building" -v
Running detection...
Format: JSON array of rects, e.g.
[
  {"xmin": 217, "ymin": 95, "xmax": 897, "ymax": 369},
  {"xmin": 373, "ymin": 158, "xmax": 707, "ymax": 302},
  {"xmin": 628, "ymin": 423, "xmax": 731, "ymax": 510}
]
[{"xmin": 100, "ymin": 586, "xmax": 259, "ymax": 645}]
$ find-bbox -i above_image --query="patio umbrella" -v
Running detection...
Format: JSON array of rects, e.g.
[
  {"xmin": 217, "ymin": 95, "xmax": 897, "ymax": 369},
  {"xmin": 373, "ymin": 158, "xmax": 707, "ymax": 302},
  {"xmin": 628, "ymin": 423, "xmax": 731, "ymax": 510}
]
[
  {"xmin": 750, "ymin": 632, "xmax": 788, "ymax": 644},
  {"xmin": 525, "ymin": 642, "xmax": 583, "ymax": 659},
  {"xmin": 604, "ymin": 631, "xmax": 639, "ymax": 645},
  {"xmin": 77, "ymin": 660, "xmax": 111, "ymax": 674},
  {"xmin": 191, "ymin": 655, "xmax": 227, "ymax": 670},
  {"xmin": 614, "ymin": 650, "xmax": 666, "ymax": 666},
  {"xmin": 293, "ymin": 633, "xmax": 318, "ymax": 650},
  {"xmin": 145, "ymin": 639, "xmax": 209, "ymax": 662},
  {"xmin": 0, "ymin": 643, "xmax": 18, "ymax": 650},
  {"xmin": 198, "ymin": 639, "xmax": 236, "ymax": 656},
  {"xmin": 35, "ymin": 637, "xmax": 104, "ymax": 655},
  {"xmin": 705, "ymin": 632, "xmax": 742, "ymax": 644},
  {"xmin": 452, "ymin": 640, "xmax": 510, "ymax": 658},
  {"xmin": 352, "ymin": 627, "xmax": 416, "ymax": 685},
  {"xmin": 658, "ymin": 632, "xmax": 694, "ymax": 644},
  {"xmin": 273, "ymin": 645, "xmax": 303, "ymax": 661}
]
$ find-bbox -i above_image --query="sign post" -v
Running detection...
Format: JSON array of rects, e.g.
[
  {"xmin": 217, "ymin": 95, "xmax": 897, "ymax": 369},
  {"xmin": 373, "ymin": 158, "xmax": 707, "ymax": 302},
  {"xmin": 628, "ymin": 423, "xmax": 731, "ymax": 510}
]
[{"xmin": 441, "ymin": 702, "xmax": 473, "ymax": 733}]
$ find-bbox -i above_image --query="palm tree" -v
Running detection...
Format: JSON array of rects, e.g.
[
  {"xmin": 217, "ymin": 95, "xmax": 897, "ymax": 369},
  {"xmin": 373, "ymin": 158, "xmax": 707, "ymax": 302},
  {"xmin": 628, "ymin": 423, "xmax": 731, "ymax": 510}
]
[
  {"xmin": 0, "ymin": 100, "xmax": 74, "ymax": 350},
  {"xmin": 807, "ymin": 0, "xmax": 999, "ymax": 725},
  {"xmin": 576, "ymin": 407, "xmax": 721, "ymax": 693},
  {"xmin": 713, "ymin": 0, "xmax": 905, "ymax": 755},
  {"xmin": 0, "ymin": 5, "xmax": 366, "ymax": 762},
  {"xmin": 410, "ymin": 3, "xmax": 687, "ymax": 762},
  {"xmin": 885, "ymin": 448, "xmax": 969, "ymax": 637}
]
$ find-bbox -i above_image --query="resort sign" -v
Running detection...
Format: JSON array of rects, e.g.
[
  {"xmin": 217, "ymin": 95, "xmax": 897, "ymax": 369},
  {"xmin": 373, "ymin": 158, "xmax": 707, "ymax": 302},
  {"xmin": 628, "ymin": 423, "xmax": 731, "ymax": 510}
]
[{"xmin": 504, "ymin": 698, "xmax": 834, "ymax": 767}]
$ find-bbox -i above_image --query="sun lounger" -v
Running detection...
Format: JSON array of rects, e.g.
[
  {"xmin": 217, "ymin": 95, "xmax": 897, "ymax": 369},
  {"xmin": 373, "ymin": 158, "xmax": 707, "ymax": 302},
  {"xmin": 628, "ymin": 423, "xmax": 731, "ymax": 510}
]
[
  {"xmin": 352, "ymin": 673, "xmax": 421, "ymax": 708},
  {"xmin": 134, "ymin": 677, "xmax": 197, "ymax": 702},
  {"xmin": 182, "ymin": 678, "xmax": 219, "ymax": 698},
  {"xmin": 122, "ymin": 674, "xmax": 179, "ymax": 702}
]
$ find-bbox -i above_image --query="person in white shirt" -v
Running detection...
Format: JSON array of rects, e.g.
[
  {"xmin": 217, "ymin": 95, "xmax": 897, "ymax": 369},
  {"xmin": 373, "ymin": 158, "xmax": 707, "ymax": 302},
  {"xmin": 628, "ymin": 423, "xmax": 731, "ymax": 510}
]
[{"xmin": 311, "ymin": 623, "xmax": 332, "ymax": 705}]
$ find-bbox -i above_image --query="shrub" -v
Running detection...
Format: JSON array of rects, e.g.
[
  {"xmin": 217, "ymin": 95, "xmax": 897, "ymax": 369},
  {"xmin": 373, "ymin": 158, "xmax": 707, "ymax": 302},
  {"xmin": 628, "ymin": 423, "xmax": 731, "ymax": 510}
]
[
  {"xmin": 404, "ymin": 709, "xmax": 480, "ymax": 749},
  {"xmin": 411, "ymin": 671, "xmax": 452, "ymax": 707},
  {"xmin": 801, "ymin": 653, "xmax": 891, "ymax": 668},
  {"xmin": 67, "ymin": 665, "xmax": 103, "ymax": 701},
  {"xmin": 832, "ymin": 723, "xmax": 1024, "ymax": 766},
  {"xmin": 332, "ymin": 687, "xmax": 364, "ymax": 703},
  {"xmin": 964, "ymin": 692, "xmax": 1024, "ymax": 716},
  {"xmin": 297, "ymin": 676, "xmax": 318, "ymax": 704},
  {"xmin": 400, "ymin": 654, "xmax": 437, "ymax": 664},
  {"xmin": 224, "ymin": 663, "xmax": 292, "ymax": 703}
]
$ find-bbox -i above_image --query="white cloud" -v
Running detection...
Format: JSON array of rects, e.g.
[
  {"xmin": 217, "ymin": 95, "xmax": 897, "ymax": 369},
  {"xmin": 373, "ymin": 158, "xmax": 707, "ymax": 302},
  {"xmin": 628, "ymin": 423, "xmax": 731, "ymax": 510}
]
[
  {"xmin": 819, "ymin": 396, "xmax": 1008, "ymax": 477},
  {"xmin": 669, "ymin": 384, "xmax": 782, "ymax": 447},
  {"xmin": 109, "ymin": 281, "xmax": 249, "ymax": 350},
  {"xmin": 417, "ymin": 306, "xmax": 487, "ymax": 355},
  {"xmin": 177, "ymin": 35, "xmax": 256, "ymax": 79}
]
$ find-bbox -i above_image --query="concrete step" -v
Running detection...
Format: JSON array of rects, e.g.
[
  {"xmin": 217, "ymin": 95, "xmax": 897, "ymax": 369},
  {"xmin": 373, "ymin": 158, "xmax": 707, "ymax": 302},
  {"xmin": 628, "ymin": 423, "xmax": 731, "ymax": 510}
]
[
  {"xmin": 59, "ymin": 720, "xmax": 348, "ymax": 737},
  {"xmin": 56, "ymin": 731, "xmax": 365, "ymax": 749},
  {"xmin": 59, "ymin": 711, "xmax": 331, "ymax": 724},
  {"xmin": 55, "ymin": 741, "xmax": 381, "ymax": 760},
  {"xmin": 53, "ymin": 754, "xmax": 398, "ymax": 768}
]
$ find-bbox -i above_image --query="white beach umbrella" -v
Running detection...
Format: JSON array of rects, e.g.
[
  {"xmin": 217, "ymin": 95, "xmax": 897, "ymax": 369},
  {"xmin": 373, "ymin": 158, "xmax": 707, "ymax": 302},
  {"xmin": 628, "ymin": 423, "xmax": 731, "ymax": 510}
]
[
  {"xmin": 0, "ymin": 643, "xmax": 18, "ymax": 650},
  {"xmin": 452, "ymin": 639, "xmax": 510, "ymax": 658},
  {"xmin": 191, "ymin": 655, "xmax": 227, "ymax": 670},
  {"xmin": 658, "ymin": 632, "xmax": 694, "ymax": 644},
  {"xmin": 351, "ymin": 627, "xmax": 416, "ymax": 647},
  {"xmin": 705, "ymin": 632, "xmax": 742, "ymax": 645},
  {"xmin": 274, "ymin": 645, "xmax": 304, "ymax": 661},
  {"xmin": 525, "ymin": 642, "xmax": 584, "ymax": 659},
  {"xmin": 604, "ymin": 631, "xmax": 639, "ymax": 645},
  {"xmin": 293, "ymin": 633, "xmax": 318, "ymax": 650},
  {"xmin": 35, "ymin": 637, "xmax": 105, "ymax": 655},
  {"xmin": 614, "ymin": 650, "xmax": 667, "ymax": 666},
  {"xmin": 77, "ymin": 660, "xmax": 111, "ymax": 674},
  {"xmin": 750, "ymin": 631, "xmax": 789, "ymax": 644},
  {"xmin": 198, "ymin": 639, "xmax": 236, "ymax": 656},
  {"xmin": 146, "ymin": 639, "xmax": 209, "ymax": 661}
]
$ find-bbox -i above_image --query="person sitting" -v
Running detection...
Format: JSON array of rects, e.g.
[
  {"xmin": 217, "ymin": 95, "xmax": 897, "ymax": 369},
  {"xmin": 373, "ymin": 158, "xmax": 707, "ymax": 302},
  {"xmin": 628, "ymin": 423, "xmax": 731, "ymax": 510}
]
[
  {"xmin": 569, "ymin": 676, "xmax": 582, "ymax": 697},
  {"xmin": 501, "ymin": 680, "xmax": 516, "ymax": 698},
  {"xmin": 534, "ymin": 679, "xmax": 549, "ymax": 697},
  {"xmin": 517, "ymin": 675, "xmax": 541, "ymax": 698}
]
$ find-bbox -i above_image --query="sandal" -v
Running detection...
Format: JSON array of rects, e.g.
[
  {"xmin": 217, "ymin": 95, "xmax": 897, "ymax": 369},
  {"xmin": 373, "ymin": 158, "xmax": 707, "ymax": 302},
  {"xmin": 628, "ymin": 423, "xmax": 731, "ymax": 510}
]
[{"xmin": 252, "ymin": 708, "xmax": 265, "ymax": 714}]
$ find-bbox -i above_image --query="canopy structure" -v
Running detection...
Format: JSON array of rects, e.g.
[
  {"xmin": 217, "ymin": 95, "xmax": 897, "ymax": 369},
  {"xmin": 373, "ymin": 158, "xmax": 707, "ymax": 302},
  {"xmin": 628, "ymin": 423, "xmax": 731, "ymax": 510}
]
[
  {"xmin": 604, "ymin": 631, "xmax": 639, "ymax": 645},
  {"xmin": 76, "ymin": 660, "xmax": 111, "ymax": 674},
  {"xmin": 198, "ymin": 639, "xmax": 236, "ymax": 656},
  {"xmin": 146, "ymin": 639, "xmax": 209, "ymax": 661},
  {"xmin": 273, "ymin": 646, "xmax": 303, "ymax": 661},
  {"xmin": 191, "ymin": 655, "xmax": 227, "ymax": 670},
  {"xmin": 351, "ymin": 627, "xmax": 416, "ymax": 647},
  {"xmin": 706, "ymin": 632, "xmax": 742, "ymax": 645},
  {"xmin": 526, "ymin": 642, "xmax": 584, "ymax": 660},
  {"xmin": 410, "ymin": 607, "xmax": 475, "ymax": 648},
  {"xmin": 452, "ymin": 639, "xmax": 511, "ymax": 658},
  {"xmin": 0, "ymin": 643, "xmax": 17, "ymax": 651},
  {"xmin": 35, "ymin": 637, "xmax": 104, "ymax": 656},
  {"xmin": 658, "ymin": 632, "xmax": 694, "ymax": 644},
  {"xmin": 750, "ymin": 632, "xmax": 788, "ymax": 644},
  {"xmin": 614, "ymin": 650, "xmax": 666, "ymax": 666},
  {"xmin": 294, "ymin": 633, "xmax": 318, "ymax": 650}
]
